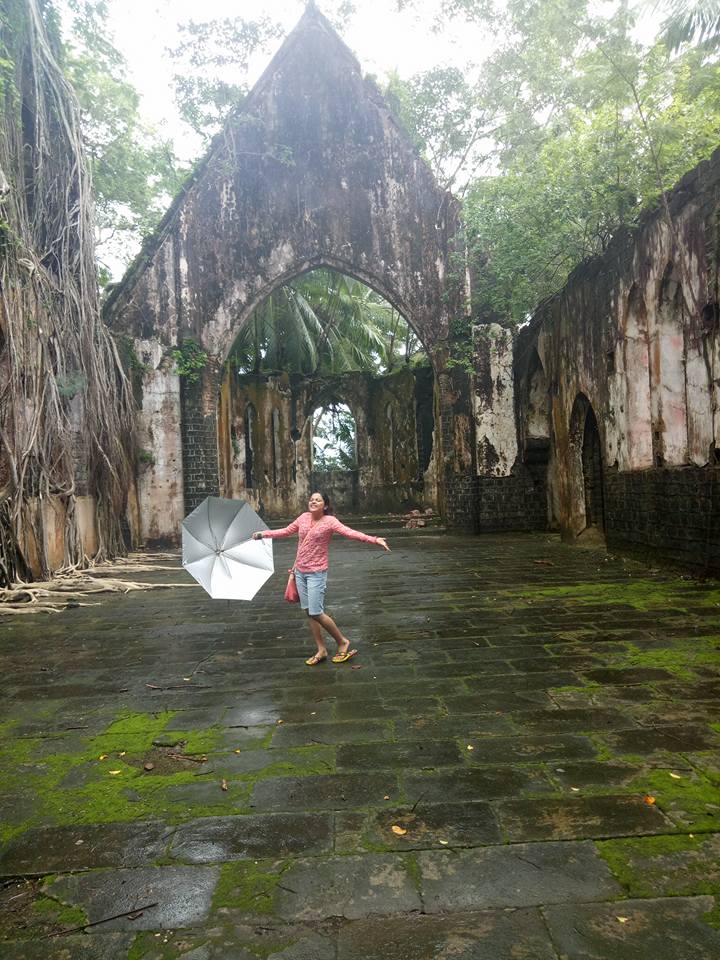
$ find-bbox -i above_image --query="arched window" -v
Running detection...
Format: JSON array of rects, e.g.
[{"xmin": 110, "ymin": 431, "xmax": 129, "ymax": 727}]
[
  {"xmin": 311, "ymin": 403, "xmax": 357, "ymax": 471},
  {"xmin": 569, "ymin": 394, "xmax": 605, "ymax": 536}
]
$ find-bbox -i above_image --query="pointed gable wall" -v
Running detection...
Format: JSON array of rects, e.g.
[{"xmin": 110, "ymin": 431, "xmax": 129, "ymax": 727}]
[
  {"xmin": 108, "ymin": 7, "xmax": 457, "ymax": 356},
  {"xmin": 106, "ymin": 7, "xmax": 462, "ymax": 540}
]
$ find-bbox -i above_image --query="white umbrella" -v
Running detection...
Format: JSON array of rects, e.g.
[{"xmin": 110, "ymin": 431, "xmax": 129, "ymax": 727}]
[{"xmin": 182, "ymin": 497, "xmax": 274, "ymax": 600}]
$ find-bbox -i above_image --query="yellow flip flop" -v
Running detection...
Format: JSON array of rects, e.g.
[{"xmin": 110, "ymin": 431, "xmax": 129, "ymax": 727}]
[
  {"xmin": 332, "ymin": 649, "xmax": 357, "ymax": 664},
  {"xmin": 305, "ymin": 654, "xmax": 327, "ymax": 666}
]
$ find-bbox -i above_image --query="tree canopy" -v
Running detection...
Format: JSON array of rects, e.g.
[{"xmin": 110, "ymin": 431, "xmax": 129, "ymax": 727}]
[{"xmin": 52, "ymin": 0, "xmax": 720, "ymax": 327}]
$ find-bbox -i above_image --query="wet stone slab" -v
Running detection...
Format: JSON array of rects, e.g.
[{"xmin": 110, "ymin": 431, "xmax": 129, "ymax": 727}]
[
  {"xmin": 48, "ymin": 865, "xmax": 220, "ymax": 930},
  {"xmin": 359, "ymin": 800, "xmax": 502, "ymax": 849},
  {"xmin": 402, "ymin": 766, "xmax": 554, "ymax": 802},
  {"xmin": 543, "ymin": 896, "xmax": 720, "ymax": 959},
  {"xmin": 251, "ymin": 772, "xmax": 400, "ymax": 812},
  {"xmin": 418, "ymin": 840, "xmax": 621, "ymax": 912},
  {"xmin": 336, "ymin": 908, "xmax": 558, "ymax": 960},
  {"xmin": 496, "ymin": 795, "xmax": 672, "ymax": 841},
  {"xmin": 606, "ymin": 724, "xmax": 718, "ymax": 755},
  {"xmin": 2, "ymin": 934, "xmax": 136, "ymax": 959},
  {"xmin": 169, "ymin": 812, "xmax": 333, "ymax": 862},
  {"xmin": 271, "ymin": 720, "xmax": 391, "ymax": 748},
  {"xmin": 274, "ymin": 853, "xmax": 421, "ymax": 921},
  {"xmin": 463, "ymin": 733, "xmax": 597, "ymax": 764},
  {"xmin": 510, "ymin": 707, "xmax": 637, "ymax": 734},
  {"xmin": 336, "ymin": 740, "xmax": 462, "ymax": 770},
  {"xmin": 0, "ymin": 821, "xmax": 174, "ymax": 876}
]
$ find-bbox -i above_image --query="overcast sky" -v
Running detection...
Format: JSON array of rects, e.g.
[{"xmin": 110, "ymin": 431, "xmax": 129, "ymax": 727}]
[{"xmin": 106, "ymin": 0, "xmax": 495, "ymax": 158}]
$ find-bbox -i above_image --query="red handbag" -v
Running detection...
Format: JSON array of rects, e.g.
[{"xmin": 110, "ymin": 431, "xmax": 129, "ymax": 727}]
[{"xmin": 284, "ymin": 570, "xmax": 299, "ymax": 603}]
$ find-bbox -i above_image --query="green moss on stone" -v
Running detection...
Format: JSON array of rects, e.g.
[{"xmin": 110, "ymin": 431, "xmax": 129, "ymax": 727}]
[
  {"xmin": 404, "ymin": 853, "xmax": 422, "ymax": 895},
  {"xmin": 596, "ymin": 833, "xmax": 720, "ymax": 898},
  {"xmin": 212, "ymin": 859, "xmax": 289, "ymax": 914},
  {"xmin": 501, "ymin": 579, "xmax": 720, "ymax": 612},
  {"xmin": 628, "ymin": 768, "xmax": 720, "ymax": 831}
]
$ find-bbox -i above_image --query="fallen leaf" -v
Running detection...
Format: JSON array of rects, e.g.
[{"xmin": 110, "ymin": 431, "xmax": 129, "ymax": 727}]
[
  {"xmin": 570, "ymin": 787, "xmax": 580, "ymax": 792},
  {"xmin": 383, "ymin": 795, "xmax": 391, "ymax": 800},
  {"xmin": 118, "ymin": 751, "xmax": 126, "ymax": 757},
  {"xmin": 74, "ymin": 839, "xmax": 84, "ymax": 845},
  {"xmin": 277, "ymin": 720, "xmax": 284, "ymax": 725},
  {"xmin": 234, "ymin": 749, "xmax": 242, "ymax": 754},
  {"xmin": 183, "ymin": 677, "xmax": 191, "ymax": 682},
  {"xmin": 466, "ymin": 745, "xmax": 474, "ymax": 751},
  {"xmin": 108, "ymin": 769, "xmax": 122, "ymax": 776},
  {"xmin": 391, "ymin": 825, "xmax": 407, "ymax": 836},
  {"xmin": 220, "ymin": 779, "xmax": 228, "ymax": 791},
  {"xmin": 644, "ymin": 795, "xmax": 656, "ymax": 805},
  {"xmin": 143, "ymin": 762, "xmax": 155, "ymax": 771},
  {"xmin": 351, "ymin": 665, "xmax": 364, "ymax": 670},
  {"xmin": 98, "ymin": 754, "xmax": 108, "ymax": 761},
  {"xmin": 669, "ymin": 772, "xmax": 682, "ymax": 779},
  {"xmin": 310, "ymin": 711, "xmax": 316, "ymax": 716},
  {"xmin": 616, "ymin": 916, "xmax": 629, "ymax": 924},
  {"xmin": 439, "ymin": 839, "xmax": 449, "ymax": 845}
]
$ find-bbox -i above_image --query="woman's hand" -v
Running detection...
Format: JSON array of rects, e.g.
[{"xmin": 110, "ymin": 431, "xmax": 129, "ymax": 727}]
[
  {"xmin": 376, "ymin": 537, "xmax": 390, "ymax": 552},
  {"xmin": 252, "ymin": 531, "xmax": 264, "ymax": 540}
]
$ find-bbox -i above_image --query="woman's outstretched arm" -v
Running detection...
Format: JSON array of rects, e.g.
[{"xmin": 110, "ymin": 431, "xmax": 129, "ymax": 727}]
[
  {"xmin": 330, "ymin": 518, "xmax": 390, "ymax": 551},
  {"xmin": 254, "ymin": 517, "xmax": 301, "ymax": 540}
]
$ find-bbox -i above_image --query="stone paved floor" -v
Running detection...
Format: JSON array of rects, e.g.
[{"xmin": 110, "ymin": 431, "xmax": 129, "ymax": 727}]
[{"xmin": 1, "ymin": 530, "xmax": 720, "ymax": 958}]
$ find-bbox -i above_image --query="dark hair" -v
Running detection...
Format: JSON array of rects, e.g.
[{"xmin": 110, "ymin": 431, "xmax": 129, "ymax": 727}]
[{"xmin": 313, "ymin": 491, "xmax": 334, "ymax": 515}]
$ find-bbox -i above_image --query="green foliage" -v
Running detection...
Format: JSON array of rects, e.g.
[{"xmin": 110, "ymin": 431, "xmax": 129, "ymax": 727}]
[
  {"xmin": 657, "ymin": 0, "xmax": 720, "ymax": 52},
  {"xmin": 171, "ymin": 339, "xmax": 208, "ymax": 382},
  {"xmin": 313, "ymin": 403, "xmax": 357, "ymax": 470},
  {"xmin": 165, "ymin": 16, "xmax": 283, "ymax": 140},
  {"xmin": 391, "ymin": 0, "xmax": 720, "ymax": 324},
  {"xmin": 230, "ymin": 268, "xmax": 423, "ymax": 377},
  {"xmin": 59, "ymin": 1, "xmax": 186, "ymax": 277}
]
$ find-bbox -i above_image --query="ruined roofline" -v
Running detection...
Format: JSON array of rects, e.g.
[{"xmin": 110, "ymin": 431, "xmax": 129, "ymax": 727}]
[
  {"xmin": 103, "ymin": 3, "xmax": 454, "ymax": 325},
  {"xmin": 103, "ymin": 6, "xmax": 362, "ymax": 322}
]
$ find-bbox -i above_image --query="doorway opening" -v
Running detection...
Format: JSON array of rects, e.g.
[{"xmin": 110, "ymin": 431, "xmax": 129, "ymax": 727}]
[{"xmin": 217, "ymin": 267, "xmax": 436, "ymax": 518}]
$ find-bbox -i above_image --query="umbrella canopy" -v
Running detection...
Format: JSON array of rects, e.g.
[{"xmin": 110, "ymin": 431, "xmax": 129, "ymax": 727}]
[{"xmin": 182, "ymin": 497, "xmax": 274, "ymax": 600}]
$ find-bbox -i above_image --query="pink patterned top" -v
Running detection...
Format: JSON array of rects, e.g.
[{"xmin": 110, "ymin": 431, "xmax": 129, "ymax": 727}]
[{"xmin": 262, "ymin": 513, "xmax": 379, "ymax": 572}]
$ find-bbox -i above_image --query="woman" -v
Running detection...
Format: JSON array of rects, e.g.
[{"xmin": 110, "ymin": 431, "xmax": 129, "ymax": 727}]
[{"xmin": 253, "ymin": 492, "xmax": 390, "ymax": 665}]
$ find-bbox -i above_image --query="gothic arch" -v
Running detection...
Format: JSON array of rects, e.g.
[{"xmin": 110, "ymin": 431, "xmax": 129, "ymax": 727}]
[{"xmin": 568, "ymin": 393, "xmax": 605, "ymax": 536}]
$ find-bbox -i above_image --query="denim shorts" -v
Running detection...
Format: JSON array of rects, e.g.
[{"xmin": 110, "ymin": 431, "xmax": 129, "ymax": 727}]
[{"xmin": 294, "ymin": 569, "xmax": 328, "ymax": 616}]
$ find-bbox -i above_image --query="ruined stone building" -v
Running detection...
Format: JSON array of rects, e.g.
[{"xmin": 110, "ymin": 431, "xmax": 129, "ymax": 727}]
[
  {"xmin": 4, "ymin": 2, "xmax": 717, "ymax": 582},
  {"xmin": 105, "ymin": 5, "xmax": 720, "ymax": 575}
]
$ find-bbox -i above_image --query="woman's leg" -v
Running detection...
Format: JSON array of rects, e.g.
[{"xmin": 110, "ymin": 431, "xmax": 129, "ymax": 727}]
[
  {"xmin": 311, "ymin": 612, "xmax": 350, "ymax": 651},
  {"xmin": 306, "ymin": 613, "xmax": 327, "ymax": 658}
]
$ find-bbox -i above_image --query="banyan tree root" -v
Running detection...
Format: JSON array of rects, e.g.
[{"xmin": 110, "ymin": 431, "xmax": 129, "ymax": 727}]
[
  {"xmin": 0, "ymin": 569, "xmax": 191, "ymax": 614},
  {"xmin": 0, "ymin": 0, "xmax": 136, "ymax": 588}
]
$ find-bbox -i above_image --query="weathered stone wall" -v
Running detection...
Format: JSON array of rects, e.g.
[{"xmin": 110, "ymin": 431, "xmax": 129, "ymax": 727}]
[
  {"xmin": 105, "ymin": 6, "xmax": 465, "ymax": 542},
  {"xmin": 218, "ymin": 366, "xmax": 437, "ymax": 518},
  {"xmin": 512, "ymin": 146, "xmax": 720, "ymax": 572}
]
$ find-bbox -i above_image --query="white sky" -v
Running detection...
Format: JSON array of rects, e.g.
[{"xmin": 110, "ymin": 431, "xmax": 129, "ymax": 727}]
[{"xmin": 106, "ymin": 0, "xmax": 493, "ymax": 160}]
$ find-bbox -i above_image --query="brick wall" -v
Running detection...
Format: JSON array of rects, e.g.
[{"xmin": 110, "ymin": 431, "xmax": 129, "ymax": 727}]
[
  {"xmin": 181, "ymin": 380, "xmax": 220, "ymax": 514},
  {"xmin": 604, "ymin": 465, "xmax": 720, "ymax": 574},
  {"xmin": 476, "ymin": 465, "xmax": 548, "ymax": 532}
]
